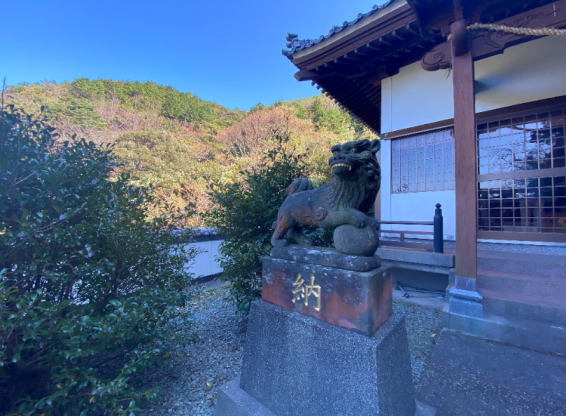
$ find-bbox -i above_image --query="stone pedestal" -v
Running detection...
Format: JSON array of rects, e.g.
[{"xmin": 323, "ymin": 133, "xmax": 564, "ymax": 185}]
[
  {"xmin": 263, "ymin": 246, "xmax": 392, "ymax": 336},
  {"xmin": 215, "ymin": 246, "xmax": 422, "ymax": 416}
]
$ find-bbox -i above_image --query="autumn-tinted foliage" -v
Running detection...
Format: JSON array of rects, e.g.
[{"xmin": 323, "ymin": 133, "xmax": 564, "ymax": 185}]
[
  {"xmin": 4, "ymin": 79, "xmax": 378, "ymax": 226},
  {"xmin": 0, "ymin": 106, "xmax": 197, "ymax": 415}
]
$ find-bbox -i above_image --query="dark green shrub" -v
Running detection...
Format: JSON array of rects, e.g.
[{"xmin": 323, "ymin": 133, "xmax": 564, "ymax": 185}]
[
  {"xmin": 0, "ymin": 106, "xmax": 197, "ymax": 415},
  {"xmin": 205, "ymin": 138, "xmax": 332, "ymax": 313}
]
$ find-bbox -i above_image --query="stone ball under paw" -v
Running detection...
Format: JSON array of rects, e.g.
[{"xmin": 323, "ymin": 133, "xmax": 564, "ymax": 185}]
[{"xmin": 333, "ymin": 224, "xmax": 379, "ymax": 257}]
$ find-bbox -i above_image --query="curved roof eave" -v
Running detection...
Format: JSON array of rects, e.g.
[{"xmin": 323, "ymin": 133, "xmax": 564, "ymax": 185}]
[{"xmin": 282, "ymin": 0, "xmax": 406, "ymax": 61}]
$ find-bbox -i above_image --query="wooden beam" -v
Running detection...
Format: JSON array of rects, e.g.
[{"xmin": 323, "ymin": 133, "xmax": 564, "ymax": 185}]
[
  {"xmin": 422, "ymin": 0, "xmax": 566, "ymax": 71},
  {"xmin": 294, "ymin": 69, "xmax": 338, "ymax": 81},
  {"xmin": 333, "ymin": 58, "xmax": 349, "ymax": 66},
  {"xmin": 405, "ymin": 23, "xmax": 419, "ymax": 35},
  {"xmin": 366, "ymin": 42, "xmax": 381, "ymax": 51},
  {"xmin": 392, "ymin": 30, "xmax": 405, "ymax": 41},
  {"xmin": 451, "ymin": 19, "xmax": 477, "ymax": 282},
  {"xmin": 353, "ymin": 48, "xmax": 371, "ymax": 57},
  {"xmin": 342, "ymin": 53, "xmax": 358, "ymax": 61}
]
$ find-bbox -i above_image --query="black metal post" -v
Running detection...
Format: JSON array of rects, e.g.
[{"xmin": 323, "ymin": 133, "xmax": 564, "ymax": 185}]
[{"xmin": 434, "ymin": 203, "xmax": 444, "ymax": 253}]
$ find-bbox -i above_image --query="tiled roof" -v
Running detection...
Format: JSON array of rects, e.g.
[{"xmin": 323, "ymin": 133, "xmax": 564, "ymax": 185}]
[{"xmin": 282, "ymin": 0, "xmax": 396, "ymax": 59}]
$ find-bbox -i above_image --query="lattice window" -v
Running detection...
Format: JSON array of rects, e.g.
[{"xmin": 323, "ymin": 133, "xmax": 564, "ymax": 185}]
[
  {"xmin": 477, "ymin": 110, "xmax": 566, "ymax": 175},
  {"xmin": 478, "ymin": 176, "xmax": 566, "ymax": 233},
  {"xmin": 391, "ymin": 129, "xmax": 455, "ymax": 193},
  {"xmin": 477, "ymin": 107, "xmax": 566, "ymax": 234}
]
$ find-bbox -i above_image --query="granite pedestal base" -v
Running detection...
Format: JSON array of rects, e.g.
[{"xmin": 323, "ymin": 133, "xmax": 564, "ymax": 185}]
[{"xmin": 215, "ymin": 300, "xmax": 418, "ymax": 416}]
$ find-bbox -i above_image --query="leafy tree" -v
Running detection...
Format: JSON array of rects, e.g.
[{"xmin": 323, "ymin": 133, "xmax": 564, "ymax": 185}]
[
  {"xmin": 0, "ymin": 106, "xmax": 197, "ymax": 415},
  {"xmin": 4, "ymin": 79, "xmax": 376, "ymax": 227},
  {"xmin": 205, "ymin": 138, "xmax": 305, "ymax": 312},
  {"xmin": 205, "ymin": 138, "xmax": 332, "ymax": 313},
  {"xmin": 311, "ymin": 97, "xmax": 352, "ymax": 134},
  {"xmin": 112, "ymin": 130, "xmax": 214, "ymax": 227},
  {"xmin": 296, "ymin": 104, "xmax": 306, "ymax": 120},
  {"xmin": 249, "ymin": 102, "xmax": 264, "ymax": 113}
]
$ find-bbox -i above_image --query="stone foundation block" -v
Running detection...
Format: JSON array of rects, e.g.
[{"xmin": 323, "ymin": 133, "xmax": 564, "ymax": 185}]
[
  {"xmin": 218, "ymin": 300, "xmax": 416, "ymax": 416},
  {"xmin": 449, "ymin": 286, "xmax": 483, "ymax": 318}
]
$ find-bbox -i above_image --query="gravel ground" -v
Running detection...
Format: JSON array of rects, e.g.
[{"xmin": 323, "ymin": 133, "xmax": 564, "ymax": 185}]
[{"xmin": 138, "ymin": 282, "xmax": 443, "ymax": 416}]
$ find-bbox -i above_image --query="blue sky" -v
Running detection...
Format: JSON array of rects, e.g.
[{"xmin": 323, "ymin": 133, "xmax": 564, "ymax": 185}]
[{"xmin": 1, "ymin": 0, "xmax": 384, "ymax": 110}]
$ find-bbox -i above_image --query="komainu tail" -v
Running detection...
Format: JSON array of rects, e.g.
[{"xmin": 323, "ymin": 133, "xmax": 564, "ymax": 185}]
[{"xmin": 286, "ymin": 177, "xmax": 313, "ymax": 195}]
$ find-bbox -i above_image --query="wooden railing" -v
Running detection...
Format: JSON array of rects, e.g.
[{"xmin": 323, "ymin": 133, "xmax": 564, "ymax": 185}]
[{"xmin": 378, "ymin": 204, "xmax": 444, "ymax": 253}]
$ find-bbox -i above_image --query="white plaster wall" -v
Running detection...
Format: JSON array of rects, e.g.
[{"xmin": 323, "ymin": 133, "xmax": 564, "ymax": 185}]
[
  {"xmin": 381, "ymin": 37, "xmax": 566, "ymax": 134},
  {"xmin": 381, "ymin": 61, "xmax": 454, "ymax": 134},
  {"xmin": 475, "ymin": 36, "xmax": 566, "ymax": 113},
  {"xmin": 389, "ymin": 190, "xmax": 455, "ymax": 238},
  {"xmin": 182, "ymin": 240, "xmax": 223, "ymax": 278}
]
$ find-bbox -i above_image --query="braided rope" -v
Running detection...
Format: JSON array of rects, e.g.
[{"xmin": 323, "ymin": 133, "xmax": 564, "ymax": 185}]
[{"xmin": 467, "ymin": 22, "xmax": 566, "ymax": 37}]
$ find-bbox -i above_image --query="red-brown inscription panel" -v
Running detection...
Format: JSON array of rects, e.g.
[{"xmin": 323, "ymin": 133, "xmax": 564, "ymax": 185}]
[{"xmin": 262, "ymin": 256, "xmax": 392, "ymax": 336}]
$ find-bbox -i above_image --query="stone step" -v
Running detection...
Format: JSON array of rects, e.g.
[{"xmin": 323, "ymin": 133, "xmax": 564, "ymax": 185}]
[
  {"xmin": 476, "ymin": 251, "xmax": 566, "ymax": 279},
  {"xmin": 477, "ymin": 269, "xmax": 566, "ymax": 298},
  {"xmin": 479, "ymin": 288, "xmax": 566, "ymax": 325},
  {"xmin": 445, "ymin": 306, "xmax": 566, "ymax": 355}
]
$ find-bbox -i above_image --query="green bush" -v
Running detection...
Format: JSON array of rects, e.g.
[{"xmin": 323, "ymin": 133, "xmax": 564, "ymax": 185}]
[
  {"xmin": 205, "ymin": 138, "xmax": 332, "ymax": 313},
  {"xmin": 0, "ymin": 106, "xmax": 197, "ymax": 415}
]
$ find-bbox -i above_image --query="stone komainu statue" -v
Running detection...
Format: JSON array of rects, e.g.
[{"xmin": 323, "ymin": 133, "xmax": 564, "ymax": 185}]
[{"xmin": 271, "ymin": 139, "xmax": 381, "ymax": 248}]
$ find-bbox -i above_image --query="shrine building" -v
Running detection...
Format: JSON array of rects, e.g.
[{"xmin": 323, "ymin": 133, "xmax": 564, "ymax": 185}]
[
  {"xmin": 283, "ymin": 0, "xmax": 566, "ymax": 280},
  {"xmin": 283, "ymin": 0, "xmax": 566, "ymax": 351}
]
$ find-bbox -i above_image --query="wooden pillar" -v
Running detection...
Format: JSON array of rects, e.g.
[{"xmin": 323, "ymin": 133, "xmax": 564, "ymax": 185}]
[
  {"xmin": 451, "ymin": 20, "xmax": 477, "ymax": 282},
  {"xmin": 374, "ymin": 148, "xmax": 381, "ymax": 223}
]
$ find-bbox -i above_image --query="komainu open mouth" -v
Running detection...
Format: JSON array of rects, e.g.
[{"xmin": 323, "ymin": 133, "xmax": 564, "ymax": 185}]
[{"xmin": 331, "ymin": 163, "xmax": 352, "ymax": 171}]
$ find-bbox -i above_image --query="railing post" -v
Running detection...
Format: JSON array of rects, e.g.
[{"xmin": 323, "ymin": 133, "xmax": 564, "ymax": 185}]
[{"xmin": 434, "ymin": 203, "xmax": 444, "ymax": 253}]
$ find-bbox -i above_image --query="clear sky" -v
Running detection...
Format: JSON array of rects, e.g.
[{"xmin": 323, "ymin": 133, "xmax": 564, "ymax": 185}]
[{"xmin": 1, "ymin": 0, "xmax": 386, "ymax": 110}]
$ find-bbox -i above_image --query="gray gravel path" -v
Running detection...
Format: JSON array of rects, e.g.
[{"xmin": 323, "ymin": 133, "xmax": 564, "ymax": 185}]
[{"xmin": 138, "ymin": 282, "xmax": 442, "ymax": 416}]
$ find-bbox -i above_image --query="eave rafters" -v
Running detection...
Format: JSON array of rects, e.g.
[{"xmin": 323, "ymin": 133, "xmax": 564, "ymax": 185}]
[
  {"xmin": 283, "ymin": 0, "xmax": 563, "ymax": 135},
  {"xmin": 289, "ymin": 19, "xmax": 446, "ymax": 133},
  {"xmin": 296, "ymin": 22, "xmax": 442, "ymax": 81},
  {"xmin": 318, "ymin": 76, "xmax": 381, "ymax": 129},
  {"xmin": 293, "ymin": 24, "xmax": 438, "ymax": 132}
]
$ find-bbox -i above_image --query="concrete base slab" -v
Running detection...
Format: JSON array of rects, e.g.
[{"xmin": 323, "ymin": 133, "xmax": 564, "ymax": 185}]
[
  {"xmin": 444, "ymin": 304, "xmax": 566, "ymax": 355},
  {"xmin": 215, "ymin": 377, "xmax": 276, "ymax": 416},
  {"xmin": 392, "ymin": 289, "xmax": 447, "ymax": 311},
  {"xmin": 417, "ymin": 329, "xmax": 566, "ymax": 416},
  {"xmin": 217, "ymin": 377, "xmax": 435, "ymax": 416}
]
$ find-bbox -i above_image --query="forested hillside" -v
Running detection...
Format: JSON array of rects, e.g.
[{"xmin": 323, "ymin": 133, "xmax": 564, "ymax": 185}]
[{"xmin": 4, "ymin": 79, "xmax": 377, "ymax": 225}]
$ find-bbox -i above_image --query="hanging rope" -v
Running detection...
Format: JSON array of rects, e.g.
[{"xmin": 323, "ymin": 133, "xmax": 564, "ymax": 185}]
[{"xmin": 466, "ymin": 22, "xmax": 566, "ymax": 37}]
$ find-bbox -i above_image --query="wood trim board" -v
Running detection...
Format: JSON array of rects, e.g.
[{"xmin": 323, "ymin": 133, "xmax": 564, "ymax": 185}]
[
  {"xmin": 382, "ymin": 118, "xmax": 454, "ymax": 140},
  {"xmin": 478, "ymin": 230, "xmax": 566, "ymax": 243}
]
